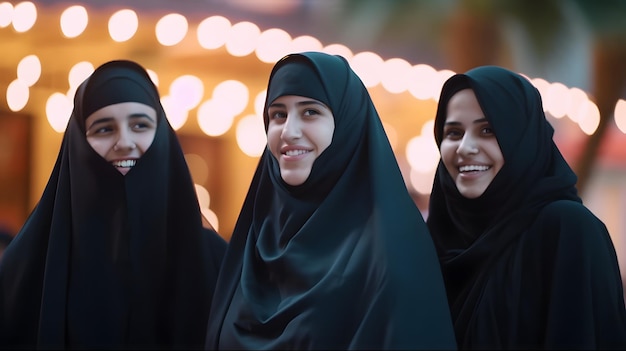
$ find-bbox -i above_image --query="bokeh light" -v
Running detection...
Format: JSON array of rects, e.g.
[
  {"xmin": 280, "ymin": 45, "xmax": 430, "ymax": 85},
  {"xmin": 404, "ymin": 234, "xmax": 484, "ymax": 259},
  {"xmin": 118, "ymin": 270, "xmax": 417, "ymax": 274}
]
[
  {"xmin": 255, "ymin": 28, "xmax": 291, "ymax": 63},
  {"xmin": 225, "ymin": 21, "xmax": 260, "ymax": 57},
  {"xmin": 17, "ymin": 54, "xmax": 41, "ymax": 87},
  {"xmin": 11, "ymin": 1, "xmax": 36, "ymax": 32},
  {"xmin": 615, "ymin": 99, "xmax": 626, "ymax": 134},
  {"xmin": 108, "ymin": 9, "xmax": 138, "ymax": 42},
  {"xmin": 6, "ymin": 79, "xmax": 29, "ymax": 111},
  {"xmin": 156, "ymin": 13, "xmax": 188, "ymax": 46},
  {"xmin": 197, "ymin": 15, "xmax": 231, "ymax": 49},
  {"xmin": 236, "ymin": 114, "xmax": 266, "ymax": 157},
  {"xmin": 349, "ymin": 51, "xmax": 383, "ymax": 88},
  {"xmin": 46, "ymin": 92, "xmax": 72, "ymax": 132},
  {"xmin": 60, "ymin": 5, "xmax": 87, "ymax": 38},
  {"xmin": 0, "ymin": 2, "xmax": 13, "ymax": 28},
  {"xmin": 169, "ymin": 75, "xmax": 204, "ymax": 110}
]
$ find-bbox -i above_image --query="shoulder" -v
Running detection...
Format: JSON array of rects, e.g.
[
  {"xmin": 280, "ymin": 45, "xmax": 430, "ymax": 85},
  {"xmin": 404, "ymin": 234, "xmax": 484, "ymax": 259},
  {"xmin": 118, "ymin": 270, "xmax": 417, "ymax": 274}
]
[
  {"xmin": 530, "ymin": 199, "xmax": 611, "ymax": 249},
  {"xmin": 535, "ymin": 200, "xmax": 604, "ymax": 228}
]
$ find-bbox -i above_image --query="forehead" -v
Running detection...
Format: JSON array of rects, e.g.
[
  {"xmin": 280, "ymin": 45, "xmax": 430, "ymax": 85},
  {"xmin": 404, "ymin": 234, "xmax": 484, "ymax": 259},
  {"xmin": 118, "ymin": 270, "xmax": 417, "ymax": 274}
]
[
  {"xmin": 445, "ymin": 89, "xmax": 485, "ymax": 122},
  {"xmin": 270, "ymin": 95, "xmax": 329, "ymax": 108},
  {"xmin": 85, "ymin": 102, "xmax": 157, "ymax": 121}
]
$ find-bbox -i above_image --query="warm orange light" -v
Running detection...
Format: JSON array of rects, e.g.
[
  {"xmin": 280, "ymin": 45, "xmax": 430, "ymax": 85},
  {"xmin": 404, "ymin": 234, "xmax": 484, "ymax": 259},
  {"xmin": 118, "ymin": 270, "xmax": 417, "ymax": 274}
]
[
  {"xmin": 6, "ymin": 79, "xmax": 29, "ymax": 111},
  {"xmin": 614, "ymin": 99, "xmax": 626, "ymax": 134},
  {"xmin": 255, "ymin": 28, "xmax": 291, "ymax": 63},
  {"xmin": 17, "ymin": 54, "xmax": 41, "ymax": 86},
  {"xmin": 225, "ymin": 21, "xmax": 260, "ymax": 57},
  {"xmin": 197, "ymin": 15, "xmax": 231, "ymax": 49},
  {"xmin": 349, "ymin": 51, "xmax": 383, "ymax": 88},
  {"xmin": 578, "ymin": 99, "xmax": 600, "ymax": 135},
  {"xmin": 323, "ymin": 44, "xmax": 353, "ymax": 60},
  {"xmin": 236, "ymin": 114, "xmax": 266, "ymax": 157},
  {"xmin": 408, "ymin": 64, "xmax": 438, "ymax": 100},
  {"xmin": 60, "ymin": 5, "xmax": 88, "ymax": 38},
  {"xmin": 108, "ymin": 9, "xmax": 138, "ymax": 42},
  {"xmin": 46, "ymin": 92, "xmax": 72, "ymax": 132},
  {"xmin": 12, "ymin": 1, "xmax": 36, "ymax": 32},
  {"xmin": 0, "ymin": 2, "xmax": 14, "ymax": 28},
  {"xmin": 156, "ymin": 13, "xmax": 188, "ymax": 46},
  {"xmin": 381, "ymin": 57, "xmax": 412, "ymax": 94},
  {"xmin": 197, "ymin": 100, "xmax": 235, "ymax": 137}
]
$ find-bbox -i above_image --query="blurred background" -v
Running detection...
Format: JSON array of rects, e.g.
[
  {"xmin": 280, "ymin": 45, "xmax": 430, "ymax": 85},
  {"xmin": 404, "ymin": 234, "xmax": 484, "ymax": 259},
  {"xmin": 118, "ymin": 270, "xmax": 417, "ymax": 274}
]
[{"xmin": 1, "ymin": 0, "xmax": 625, "ymax": 272}]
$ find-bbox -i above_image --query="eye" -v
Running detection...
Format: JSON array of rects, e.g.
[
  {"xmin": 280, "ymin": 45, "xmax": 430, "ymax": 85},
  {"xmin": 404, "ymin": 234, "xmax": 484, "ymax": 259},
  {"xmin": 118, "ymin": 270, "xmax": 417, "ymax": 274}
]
[
  {"xmin": 302, "ymin": 108, "xmax": 320, "ymax": 117},
  {"xmin": 443, "ymin": 127, "xmax": 463, "ymax": 140},
  {"xmin": 268, "ymin": 109, "xmax": 287, "ymax": 120},
  {"xmin": 87, "ymin": 124, "xmax": 114, "ymax": 136},
  {"xmin": 131, "ymin": 119, "xmax": 156, "ymax": 131},
  {"xmin": 481, "ymin": 124, "xmax": 495, "ymax": 136}
]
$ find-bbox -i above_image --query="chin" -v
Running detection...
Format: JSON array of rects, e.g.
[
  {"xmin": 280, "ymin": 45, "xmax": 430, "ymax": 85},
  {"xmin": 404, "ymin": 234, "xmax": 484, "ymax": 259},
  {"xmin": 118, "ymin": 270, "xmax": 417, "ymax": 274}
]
[
  {"xmin": 457, "ymin": 187, "xmax": 487, "ymax": 199},
  {"xmin": 280, "ymin": 170, "xmax": 310, "ymax": 186}
]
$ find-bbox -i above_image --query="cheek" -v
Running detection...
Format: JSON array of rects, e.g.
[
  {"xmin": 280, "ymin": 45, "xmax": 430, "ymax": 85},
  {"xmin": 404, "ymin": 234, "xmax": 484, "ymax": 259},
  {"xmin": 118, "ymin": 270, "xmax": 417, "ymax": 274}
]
[
  {"xmin": 136, "ymin": 131, "xmax": 157, "ymax": 151},
  {"xmin": 315, "ymin": 124, "xmax": 334, "ymax": 154},
  {"xmin": 86, "ymin": 138, "xmax": 110, "ymax": 158},
  {"xmin": 439, "ymin": 143, "xmax": 456, "ymax": 168},
  {"xmin": 266, "ymin": 127, "xmax": 282, "ymax": 157},
  {"xmin": 485, "ymin": 143, "xmax": 504, "ymax": 170}
]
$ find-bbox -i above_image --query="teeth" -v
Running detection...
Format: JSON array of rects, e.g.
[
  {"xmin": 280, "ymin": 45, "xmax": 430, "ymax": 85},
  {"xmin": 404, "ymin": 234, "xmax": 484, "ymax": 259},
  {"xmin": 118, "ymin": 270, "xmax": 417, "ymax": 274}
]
[
  {"xmin": 112, "ymin": 159, "xmax": 136, "ymax": 168},
  {"xmin": 459, "ymin": 165, "xmax": 490, "ymax": 172},
  {"xmin": 284, "ymin": 149, "xmax": 309, "ymax": 156}
]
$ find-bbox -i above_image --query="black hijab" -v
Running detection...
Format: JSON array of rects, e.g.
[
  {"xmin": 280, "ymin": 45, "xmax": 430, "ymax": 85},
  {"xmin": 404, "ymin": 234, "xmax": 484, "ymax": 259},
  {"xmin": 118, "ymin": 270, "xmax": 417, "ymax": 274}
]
[
  {"xmin": 427, "ymin": 66, "xmax": 626, "ymax": 348},
  {"xmin": 0, "ymin": 60, "xmax": 226, "ymax": 349},
  {"xmin": 205, "ymin": 52, "xmax": 456, "ymax": 350}
]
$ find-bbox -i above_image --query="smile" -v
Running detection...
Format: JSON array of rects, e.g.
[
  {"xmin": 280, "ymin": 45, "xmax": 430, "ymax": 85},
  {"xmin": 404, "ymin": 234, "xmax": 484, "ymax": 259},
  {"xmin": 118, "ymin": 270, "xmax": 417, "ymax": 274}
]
[
  {"xmin": 283, "ymin": 149, "xmax": 311, "ymax": 156},
  {"xmin": 112, "ymin": 159, "xmax": 137, "ymax": 168},
  {"xmin": 459, "ymin": 165, "xmax": 490, "ymax": 172}
]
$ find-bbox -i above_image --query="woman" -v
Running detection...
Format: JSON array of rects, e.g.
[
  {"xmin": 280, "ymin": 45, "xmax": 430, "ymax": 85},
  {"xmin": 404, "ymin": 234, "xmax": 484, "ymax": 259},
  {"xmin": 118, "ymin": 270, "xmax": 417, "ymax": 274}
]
[
  {"xmin": 205, "ymin": 52, "xmax": 456, "ymax": 350},
  {"xmin": 0, "ymin": 60, "xmax": 226, "ymax": 349},
  {"xmin": 427, "ymin": 65, "xmax": 626, "ymax": 349}
]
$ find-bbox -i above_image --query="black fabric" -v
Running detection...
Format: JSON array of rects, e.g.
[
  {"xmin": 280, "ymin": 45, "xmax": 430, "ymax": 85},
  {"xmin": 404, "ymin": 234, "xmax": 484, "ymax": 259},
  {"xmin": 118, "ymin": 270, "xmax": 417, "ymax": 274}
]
[
  {"xmin": 427, "ymin": 65, "xmax": 626, "ymax": 349},
  {"xmin": 205, "ymin": 52, "xmax": 457, "ymax": 350},
  {"xmin": 0, "ymin": 60, "xmax": 227, "ymax": 350},
  {"xmin": 81, "ymin": 74, "xmax": 156, "ymax": 122}
]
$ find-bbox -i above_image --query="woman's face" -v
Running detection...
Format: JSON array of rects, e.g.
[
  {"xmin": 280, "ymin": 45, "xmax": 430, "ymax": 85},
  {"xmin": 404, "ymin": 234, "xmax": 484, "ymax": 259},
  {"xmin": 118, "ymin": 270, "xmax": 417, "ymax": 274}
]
[
  {"xmin": 440, "ymin": 88, "xmax": 504, "ymax": 199},
  {"xmin": 267, "ymin": 95, "xmax": 335, "ymax": 186},
  {"xmin": 85, "ymin": 102, "xmax": 157, "ymax": 175}
]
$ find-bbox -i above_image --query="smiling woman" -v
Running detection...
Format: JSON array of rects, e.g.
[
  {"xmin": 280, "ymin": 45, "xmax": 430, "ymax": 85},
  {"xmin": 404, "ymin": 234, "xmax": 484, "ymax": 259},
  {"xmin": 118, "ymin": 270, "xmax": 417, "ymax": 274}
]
[
  {"xmin": 427, "ymin": 65, "xmax": 626, "ymax": 349},
  {"xmin": 85, "ymin": 103, "xmax": 157, "ymax": 175},
  {"xmin": 0, "ymin": 60, "xmax": 227, "ymax": 349},
  {"xmin": 205, "ymin": 51, "xmax": 456, "ymax": 350}
]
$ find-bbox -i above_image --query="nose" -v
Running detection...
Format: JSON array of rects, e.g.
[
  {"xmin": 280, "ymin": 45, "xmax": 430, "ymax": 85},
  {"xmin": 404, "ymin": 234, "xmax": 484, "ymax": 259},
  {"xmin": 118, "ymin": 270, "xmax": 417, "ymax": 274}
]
[
  {"xmin": 457, "ymin": 134, "xmax": 478, "ymax": 156},
  {"xmin": 113, "ymin": 129, "xmax": 136, "ymax": 151},
  {"xmin": 281, "ymin": 113, "xmax": 302, "ymax": 140}
]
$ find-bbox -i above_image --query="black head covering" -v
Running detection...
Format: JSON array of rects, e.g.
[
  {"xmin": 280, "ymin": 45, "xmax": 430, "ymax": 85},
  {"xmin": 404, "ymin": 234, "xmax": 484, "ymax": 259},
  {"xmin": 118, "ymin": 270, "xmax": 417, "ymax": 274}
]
[
  {"xmin": 81, "ymin": 68, "xmax": 157, "ymax": 123},
  {"xmin": 427, "ymin": 66, "xmax": 626, "ymax": 348},
  {"xmin": 0, "ymin": 60, "xmax": 226, "ymax": 349},
  {"xmin": 205, "ymin": 52, "xmax": 456, "ymax": 350},
  {"xmin": 429, "ymin": 65, "xmax": 579, "ymax": 261}
]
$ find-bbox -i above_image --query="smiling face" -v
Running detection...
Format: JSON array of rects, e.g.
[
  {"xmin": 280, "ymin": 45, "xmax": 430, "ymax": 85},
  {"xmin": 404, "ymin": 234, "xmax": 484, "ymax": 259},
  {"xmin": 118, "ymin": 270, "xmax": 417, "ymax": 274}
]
[
  {"xmin": 267, "ymin": 95, "xmax": 335, "ymax": 186},
  {"xmin": 440, "ymin": 88, "xmax": 504, "ymax": 199},
  {"xmin": 85, "ymin": 102, "xmax": 157, "ymax": 175}
]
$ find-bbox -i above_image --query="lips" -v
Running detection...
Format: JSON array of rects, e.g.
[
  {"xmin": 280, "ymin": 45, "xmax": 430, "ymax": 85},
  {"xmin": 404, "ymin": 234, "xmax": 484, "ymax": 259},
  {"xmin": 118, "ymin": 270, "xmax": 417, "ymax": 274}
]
[
  {"xmin": 111, "ymin": 159, "xmax": 137, "ymax": 168},
  {"xmin": 284, "ymin": 149, "xmax": 310, "ymax": 156},
  {"xmin": 459, "ymin": 164, "xmax": 490, "ymax": 172}
]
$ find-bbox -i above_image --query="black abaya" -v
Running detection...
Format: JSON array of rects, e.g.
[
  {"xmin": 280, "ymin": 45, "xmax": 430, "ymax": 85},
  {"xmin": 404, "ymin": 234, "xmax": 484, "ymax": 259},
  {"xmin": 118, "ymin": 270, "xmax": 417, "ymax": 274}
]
[
  {"xmin": 0, "ymin": 60, "xmax": 226, "ymax": 350},
  {"xmin": 205, "ymin": 52, "xmax": 456, "ymax": 350},
  {"xmin": 427, "ymin": 65, "xmax": 626, "ymax": 349}
]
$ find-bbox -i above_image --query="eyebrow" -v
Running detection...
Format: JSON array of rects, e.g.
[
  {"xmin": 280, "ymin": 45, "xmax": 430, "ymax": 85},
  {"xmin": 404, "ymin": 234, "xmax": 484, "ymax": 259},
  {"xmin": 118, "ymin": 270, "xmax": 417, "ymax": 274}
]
[
  {"xmin": 444, "ymin": 117, "xmax": 489, "ymax": 126},
  {"xmin": 86, "ymin": 112, "xmax": 155, "ymax": 130},
  {"xmin": 268, "ymin": 100, "xmax": 328, "ymax": 109}
]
